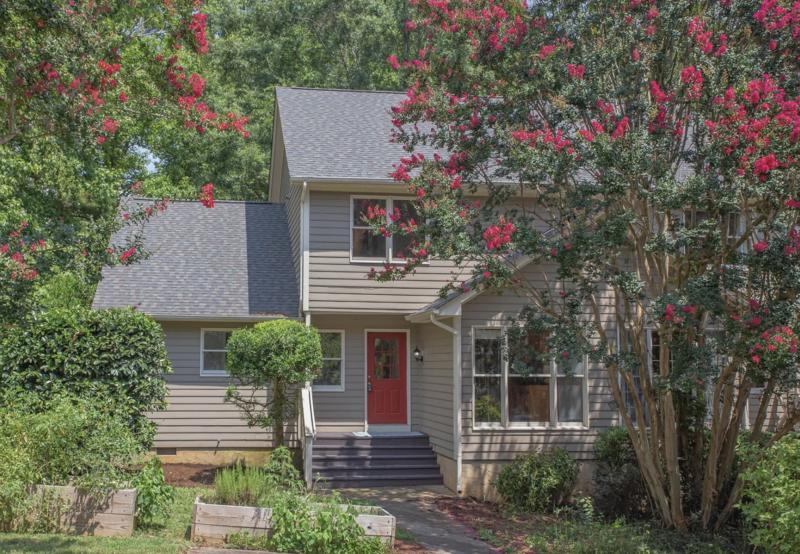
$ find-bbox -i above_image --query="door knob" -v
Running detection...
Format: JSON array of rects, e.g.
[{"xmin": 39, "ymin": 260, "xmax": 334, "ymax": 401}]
[{"xmin": 367, "ymin": 381, "xmax": 373, "ymax": 392}]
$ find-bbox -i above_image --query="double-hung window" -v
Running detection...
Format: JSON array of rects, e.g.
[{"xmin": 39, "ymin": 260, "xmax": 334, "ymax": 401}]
[
  {"xmin": 314, "ymin": 330, "xmax": 344, "ymax": 391},
  {"xmin": 472, "ymin": 327, "xmax": 588, "ymax": 429},
  {"xmin": 351, "ymin": 196, "xmax": 421, "ymax": 262},
  {"xmin": 201, "ymin": 329, "xmax": 232, "ymax": 376}
]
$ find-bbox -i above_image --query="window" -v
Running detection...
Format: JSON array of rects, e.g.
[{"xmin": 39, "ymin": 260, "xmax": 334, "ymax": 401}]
[
  {"xmin": 472, "ymin": 327, "xmax": 588, "ymax": 428},
  {"xmin": 201, "ymin": 329, "xmax": 232, "ymax": 376},
  {"xmin": 616, "ymin": 328, "xmax": 656, "ymax": 425},
  {"xmin": 314, "ymin": 330, "xmax": 344, "ymax": 391},
  {"xmin": 351, "ymin": 196, "xmax": 422, "ymax": 261}
]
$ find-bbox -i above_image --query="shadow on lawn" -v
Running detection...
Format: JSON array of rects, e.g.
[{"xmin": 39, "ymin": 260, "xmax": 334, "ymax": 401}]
[{"xmin": 0, "ymin": 535, "xmax": 92, "ymax": 552}]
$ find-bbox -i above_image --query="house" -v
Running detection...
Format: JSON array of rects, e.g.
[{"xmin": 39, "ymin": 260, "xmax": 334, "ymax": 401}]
[{"xmin": 93, "ymin": 87, "xmax": 621, "ymax": 497}]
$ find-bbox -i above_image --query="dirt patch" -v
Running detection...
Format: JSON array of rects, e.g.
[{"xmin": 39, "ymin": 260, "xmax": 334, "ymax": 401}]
[
  {"xmin": 162, "ymin": 463, "xmax": 220, "ymax": 487},
  {"xmin": 436, "ymin": 496, "xmax": 547, "ymax": 553},
  {"xmin": 392, "ymin": 539, "xmax": 434, "ymax": 553}
]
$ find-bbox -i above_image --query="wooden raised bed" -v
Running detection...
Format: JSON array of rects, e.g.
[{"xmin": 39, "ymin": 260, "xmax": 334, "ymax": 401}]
[
  {"xmin": 190, "ymin": 498, "xmax": 395, "ymax": 545},
  {"xmin": 32, "ymin": 485, "xmax": 137, "ymax": 537}
]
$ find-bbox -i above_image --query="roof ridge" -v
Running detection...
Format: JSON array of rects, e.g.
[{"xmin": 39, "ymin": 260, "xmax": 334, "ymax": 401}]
[
  {"xmin": 131, "ymin": 196, "xmax": 277, "ymax": 205},
  {"xmin": 275, "ymin": 86, "xmax": 405, "ymax": 95}
]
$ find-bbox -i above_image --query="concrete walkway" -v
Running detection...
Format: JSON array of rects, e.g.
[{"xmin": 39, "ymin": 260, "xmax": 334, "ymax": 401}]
[{"xmin": 343, "ymin": 486, "xmax": 496, "ymax": 554}]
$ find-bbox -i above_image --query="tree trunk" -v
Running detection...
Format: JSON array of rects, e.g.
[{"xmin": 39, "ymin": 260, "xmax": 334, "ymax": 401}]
[{"xmin": 272, "ymin": 379, "xmax": 286, "ymax": 447}]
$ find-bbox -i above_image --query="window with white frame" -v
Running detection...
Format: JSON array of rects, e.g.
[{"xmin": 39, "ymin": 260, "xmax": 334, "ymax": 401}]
[
  {"xmin": 472, "ymin": 327, "xmax": 588, "ymax": 428},
  {"xmin": 351, "ymin": 197, "xmax": 421, "ymax": 261},
  {"xmin": 201, "ymin": 329, "xmax": 232, "ymax": 376},
  {"xmin": 314, "ymin": 330, "xmax": 344, "ymax": 391}
]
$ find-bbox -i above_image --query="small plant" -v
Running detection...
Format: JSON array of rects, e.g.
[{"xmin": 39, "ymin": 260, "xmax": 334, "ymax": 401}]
[
  {"xmin": 132, "ymin": 457, "xmax": 175, "ymax": 528},
  {"xmin": 739, "ymin": 434, "xmax": 800, "ymax": 554},
  {"xmin": 264, "ymin": 446, "xmax": 302, "ymax": 491},
  {"xmin": 495, "ymin": 448, "xmax": 578, "ymax": 513},
  {"xmin": 592, "ymin": 426, "xmax": 650, "ymax": 520},
  {"xmin": 212, "ymin": 464, "xmax": 274, "ymax": 507},
  {"xmin": 225, "ymin": 320, "xmax": 322, "ymax": 446}
]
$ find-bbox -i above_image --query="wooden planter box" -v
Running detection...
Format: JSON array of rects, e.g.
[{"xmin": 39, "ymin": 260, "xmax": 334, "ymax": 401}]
[
  {"xmin": 191, "ymin": 498, "xmax": 395, "ymax": 545},
  {"xmin": 31, "ymin": 485, "xmax": 136, "ymax": 537}
]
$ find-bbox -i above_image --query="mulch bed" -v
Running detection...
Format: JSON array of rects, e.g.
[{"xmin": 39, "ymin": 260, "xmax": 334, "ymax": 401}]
[
  {"xmin": 162, "ymin": 463, "xmax": 220, "ymax": 487},
  {"xmin": 436, "ymin": 496, "xmax": 546, "ymax": 553}
]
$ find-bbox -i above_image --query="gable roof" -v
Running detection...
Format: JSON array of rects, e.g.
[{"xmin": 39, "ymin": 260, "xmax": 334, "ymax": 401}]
[
  {"xmin": 92, "ymin": 200, "xmax": 298, "ymax": 321},
  {"xmin": 275, "ymin": 87, "xmax": 415, "ymax": 183}
]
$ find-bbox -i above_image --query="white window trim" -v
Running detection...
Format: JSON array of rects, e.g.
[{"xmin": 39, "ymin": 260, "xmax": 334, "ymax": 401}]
[
  {"xmin": 200, "ymin": 328, "xmax": 234, "ymax": 377},
  {"xmin": 349, "ymin": 194, "xmax": 426, "ymax": 264},
  {"xmin": 472, "ymin": 326, "xmax": 590, "ymax": 431},
  {"xmin": 314, "ymin": 329, "xmax": 345, "ymax": 392}
]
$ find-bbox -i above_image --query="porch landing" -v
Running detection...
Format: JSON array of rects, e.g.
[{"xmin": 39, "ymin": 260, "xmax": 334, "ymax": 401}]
[{"xmin": 312, "ymin": 432, "xmax": 444, "ymax": 489}]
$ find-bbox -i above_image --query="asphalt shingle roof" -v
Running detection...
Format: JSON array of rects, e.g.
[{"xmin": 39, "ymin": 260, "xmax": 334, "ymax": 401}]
[
  {"xmin": 92, "ymin": 200, "xmax": 298, "ymax": 319},
  {"xmin": 276, "ymin": 87, "xmax": 415, "ymax": 182}
]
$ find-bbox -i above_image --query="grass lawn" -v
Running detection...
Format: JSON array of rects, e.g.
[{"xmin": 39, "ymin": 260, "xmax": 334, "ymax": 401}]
[{"xmin": 0, "ymin": 487, "xmax": 204, "ymax": 554}]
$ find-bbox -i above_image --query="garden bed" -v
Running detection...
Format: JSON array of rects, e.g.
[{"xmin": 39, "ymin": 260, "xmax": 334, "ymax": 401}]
[
  {"xmin": 32, "ymin": 485, "xmax": 137, "ymax": 537},
  {"xmin": 190, "ymin": 497, "xmax": 395, "ymax": 545}
]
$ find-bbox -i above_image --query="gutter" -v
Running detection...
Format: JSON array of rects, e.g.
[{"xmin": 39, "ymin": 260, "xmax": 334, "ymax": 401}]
[{"xmin": 427, "ymin": 313, "xmax": 463, "ymax": 495}]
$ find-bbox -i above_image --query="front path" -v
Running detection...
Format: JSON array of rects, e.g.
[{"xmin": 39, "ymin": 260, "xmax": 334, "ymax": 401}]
[{"xmin": 342, "ymin": 486, "xmax": 496, "ymax": 554}]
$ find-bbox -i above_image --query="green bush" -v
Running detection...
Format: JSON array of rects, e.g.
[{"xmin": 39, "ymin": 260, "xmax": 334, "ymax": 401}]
[
  {"xmin": 0, "ymin": 396, "xmax": 143, "ymax": 531},
  {"xmin": 212, "ymin": 464, "xmax": 276, "ymax": 507},
  {"xmin": 264, "ymin": 446, "xmax": 302, "ymax": 489},
  {"xmin": 132, "ymin": 457, "xmax": 175, "ymax": 529},
  {"xmin": 592, "ymin": 426, "xmax": 651, "ymax": 520},
  {"xmin": 496, "ymin": 448, "xmax": 578, "ymax": 513},
  {"xmin": 0, "ymin": 307, "xmax": 171, "ymax": 448},
  {"xmin": 739, "ymin": 434, "xmax": 800, "ymax": 554},
  {"xmin": 225, "ymin": 320, "xmax": 322, "ymax": 446}
]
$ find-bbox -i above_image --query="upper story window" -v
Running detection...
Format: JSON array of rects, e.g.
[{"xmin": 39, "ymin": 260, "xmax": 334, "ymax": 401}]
[
  {"xmin": 201, "ymin": 329, "xmax": 232, "ymax": 376},
  {"xmin": 473, "ymin": 327, "xmax": 588, "ymax": 429},
  {"xmin": 351, "ymin": 196, "xmax": 421, "ymax": 262},
  {"xmin": 314, "ymin": 330, "xmax": 344, "ymax": 392}
]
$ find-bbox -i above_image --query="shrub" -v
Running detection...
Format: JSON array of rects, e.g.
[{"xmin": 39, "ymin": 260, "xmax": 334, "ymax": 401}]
[
  {"xmin": 739, "ymin": 434, "xmax": 800, "ymax": 554},
  {"xmin": 0, "ymin": 395, "xmax": 143, "ymax": 531},
  {"xmin": 132, "ymin": 457, "xmax": 175, "ymax": 529},
  {"xmin": 496, "ymin": 448, "xmax": 578, "ymax": 513},
  {"xmin": 264, "ymin": 446, "xmax": 303, "ymax": 490},
  {"xmin": 592, "ymin": 426, "xmax": 651, "ymax": 520},
  {"xmin": 212, "ymin": 464, "xmax": 275, "ymax": 507},
  {"xmin": 225, "ymin": 320, "xmax": 322, "ymax": 446},
  {"xmin": 0, "ymin": 307, "xmax": 171, "ymax": 448}
]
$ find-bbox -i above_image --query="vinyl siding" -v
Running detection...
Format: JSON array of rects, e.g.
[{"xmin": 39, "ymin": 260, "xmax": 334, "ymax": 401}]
[
  {"xmin": 308, "ymin": 190, "xmax": 470, "ymax": 313},
  {"xmin": 459, "ymin": 262, "xmax": 618, "ymax": 463},
  {"xmin": 410, "ymin": 322, "xmax": 455, "ymax": 459},
  {"xmin": 153, "ymin": 321, "xmax": 295, "ymax": 449},
  {"xmin": 309, "ymin": 314, "xmax": 414, "ymax": 432}
]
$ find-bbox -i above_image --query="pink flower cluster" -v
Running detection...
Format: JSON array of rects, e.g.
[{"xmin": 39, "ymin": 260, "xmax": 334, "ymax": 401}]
[
  {"xmin": 189, "ymin": 13, "xmax": 209, "ymax": 54},
  {"xmin": 687, "ymin": 17, "xmax": 728, "ymax": 56},
  {"xmin": 200, "ymin": 182, "xmax": 215, "ymax": 208},
  {"xmin": 511, "ymin": 127, "xmax": 574, "ymax": 155},
  {"xmin": 754, "ymin": 0, "xmax": 800, "ymax": 39},
  {"xmin": 482, "ymin": 219, "xmax": 516, "ymax": 250},
  {"xmin": 663, "ymin": 303, "xmax": 697, "ymax": 324},
  {"xmin": 704, "ymin": 74, "xmax": 800, "ymax": 182},
  {"xmin": 566, "ymin": 63, "xmax": 585, "ymax": 79},
  {"xmin": 679, "ymin": 66, "xmax": 704, "ymax": 100},
  {"xmin": 749, "ymin": 326, "xmax": 798, "ymax": 365},
  {"xmin": 1, "ymin": 222, "xmax": 41, "ymax": 281}
]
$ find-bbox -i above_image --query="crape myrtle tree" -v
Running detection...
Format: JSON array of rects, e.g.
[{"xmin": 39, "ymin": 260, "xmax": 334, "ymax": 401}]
[
  {"xmin": 0, "ymin": 1, "xmax": 247, "ymax": 322},
  {"xmin": 371, "ymin": 0, "xmax": 800, "ymax": 531}
]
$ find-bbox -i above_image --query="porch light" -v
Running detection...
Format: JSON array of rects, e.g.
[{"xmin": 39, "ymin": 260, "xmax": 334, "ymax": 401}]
[{"xmin": 413, "ymin": 347, "xmax": 424, "ymax": 363}]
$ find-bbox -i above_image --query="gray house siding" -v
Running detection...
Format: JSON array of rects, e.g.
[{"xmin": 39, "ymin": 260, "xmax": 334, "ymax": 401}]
[
  {"xmin": 410, "ymin": 321, "xmax": 455, "ymax": 460},
  {"xmin": 308, "ymin": 190, "xmax": 470, "ymax": 313},
  {"xmin": 153, "ymin": 321, "xmax": 300, "ymax": 450}
]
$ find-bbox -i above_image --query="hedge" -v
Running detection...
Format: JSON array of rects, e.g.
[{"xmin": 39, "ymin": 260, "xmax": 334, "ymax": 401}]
[{"xmin": 0, "ymin": 307, "xmax": 171, "ymax": 447}]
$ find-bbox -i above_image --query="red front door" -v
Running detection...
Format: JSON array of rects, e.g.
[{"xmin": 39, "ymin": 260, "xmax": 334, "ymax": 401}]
[{"xmin": 367, "ymin": 331, "xmax": 407, "ymax": 424}]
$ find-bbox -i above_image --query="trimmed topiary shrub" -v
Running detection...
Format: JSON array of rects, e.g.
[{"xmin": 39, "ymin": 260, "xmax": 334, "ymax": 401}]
[
  {"xmin": 593, "ymin": 426, "xmax": 651, "ymax": 520},
  {"xmin": 225, "ymin": 320, "xmax": 322, "ymax": 446},
  {"xmin": 739, "ymin": 434, "xmax": 800, "ymax": 554},
  {"xmin": 0, "ymin": 307, "xmax": 171, "ymax": 447},
  {"xmin": 496, "ymin": 448, "xmax": 578, "ymax": 513}
]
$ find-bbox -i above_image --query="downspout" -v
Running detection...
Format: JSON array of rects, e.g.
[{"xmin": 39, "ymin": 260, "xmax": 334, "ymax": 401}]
[
  {"xmin": 428, "ymin": 313, "xmax": 463, "ymax": 495},
  {"xmin": 300, "ymin": 181, "xmax": 310, "ymax": 319}
]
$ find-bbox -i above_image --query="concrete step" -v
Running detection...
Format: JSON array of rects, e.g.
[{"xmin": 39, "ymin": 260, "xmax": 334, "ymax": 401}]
[{"xmin": 312, "ymin": 454, "xmax": 437, "ymax": 469}]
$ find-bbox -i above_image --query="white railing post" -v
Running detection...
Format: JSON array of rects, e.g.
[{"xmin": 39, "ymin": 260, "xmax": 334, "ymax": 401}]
[{"xmin": 299, "ymin": 382, "xmax": 316, "ymax": 489}]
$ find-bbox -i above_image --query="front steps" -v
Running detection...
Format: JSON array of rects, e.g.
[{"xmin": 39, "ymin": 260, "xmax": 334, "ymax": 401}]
[{"xmin": 311, "ymin": 432, "xmax": 444, "ymax": 489}]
